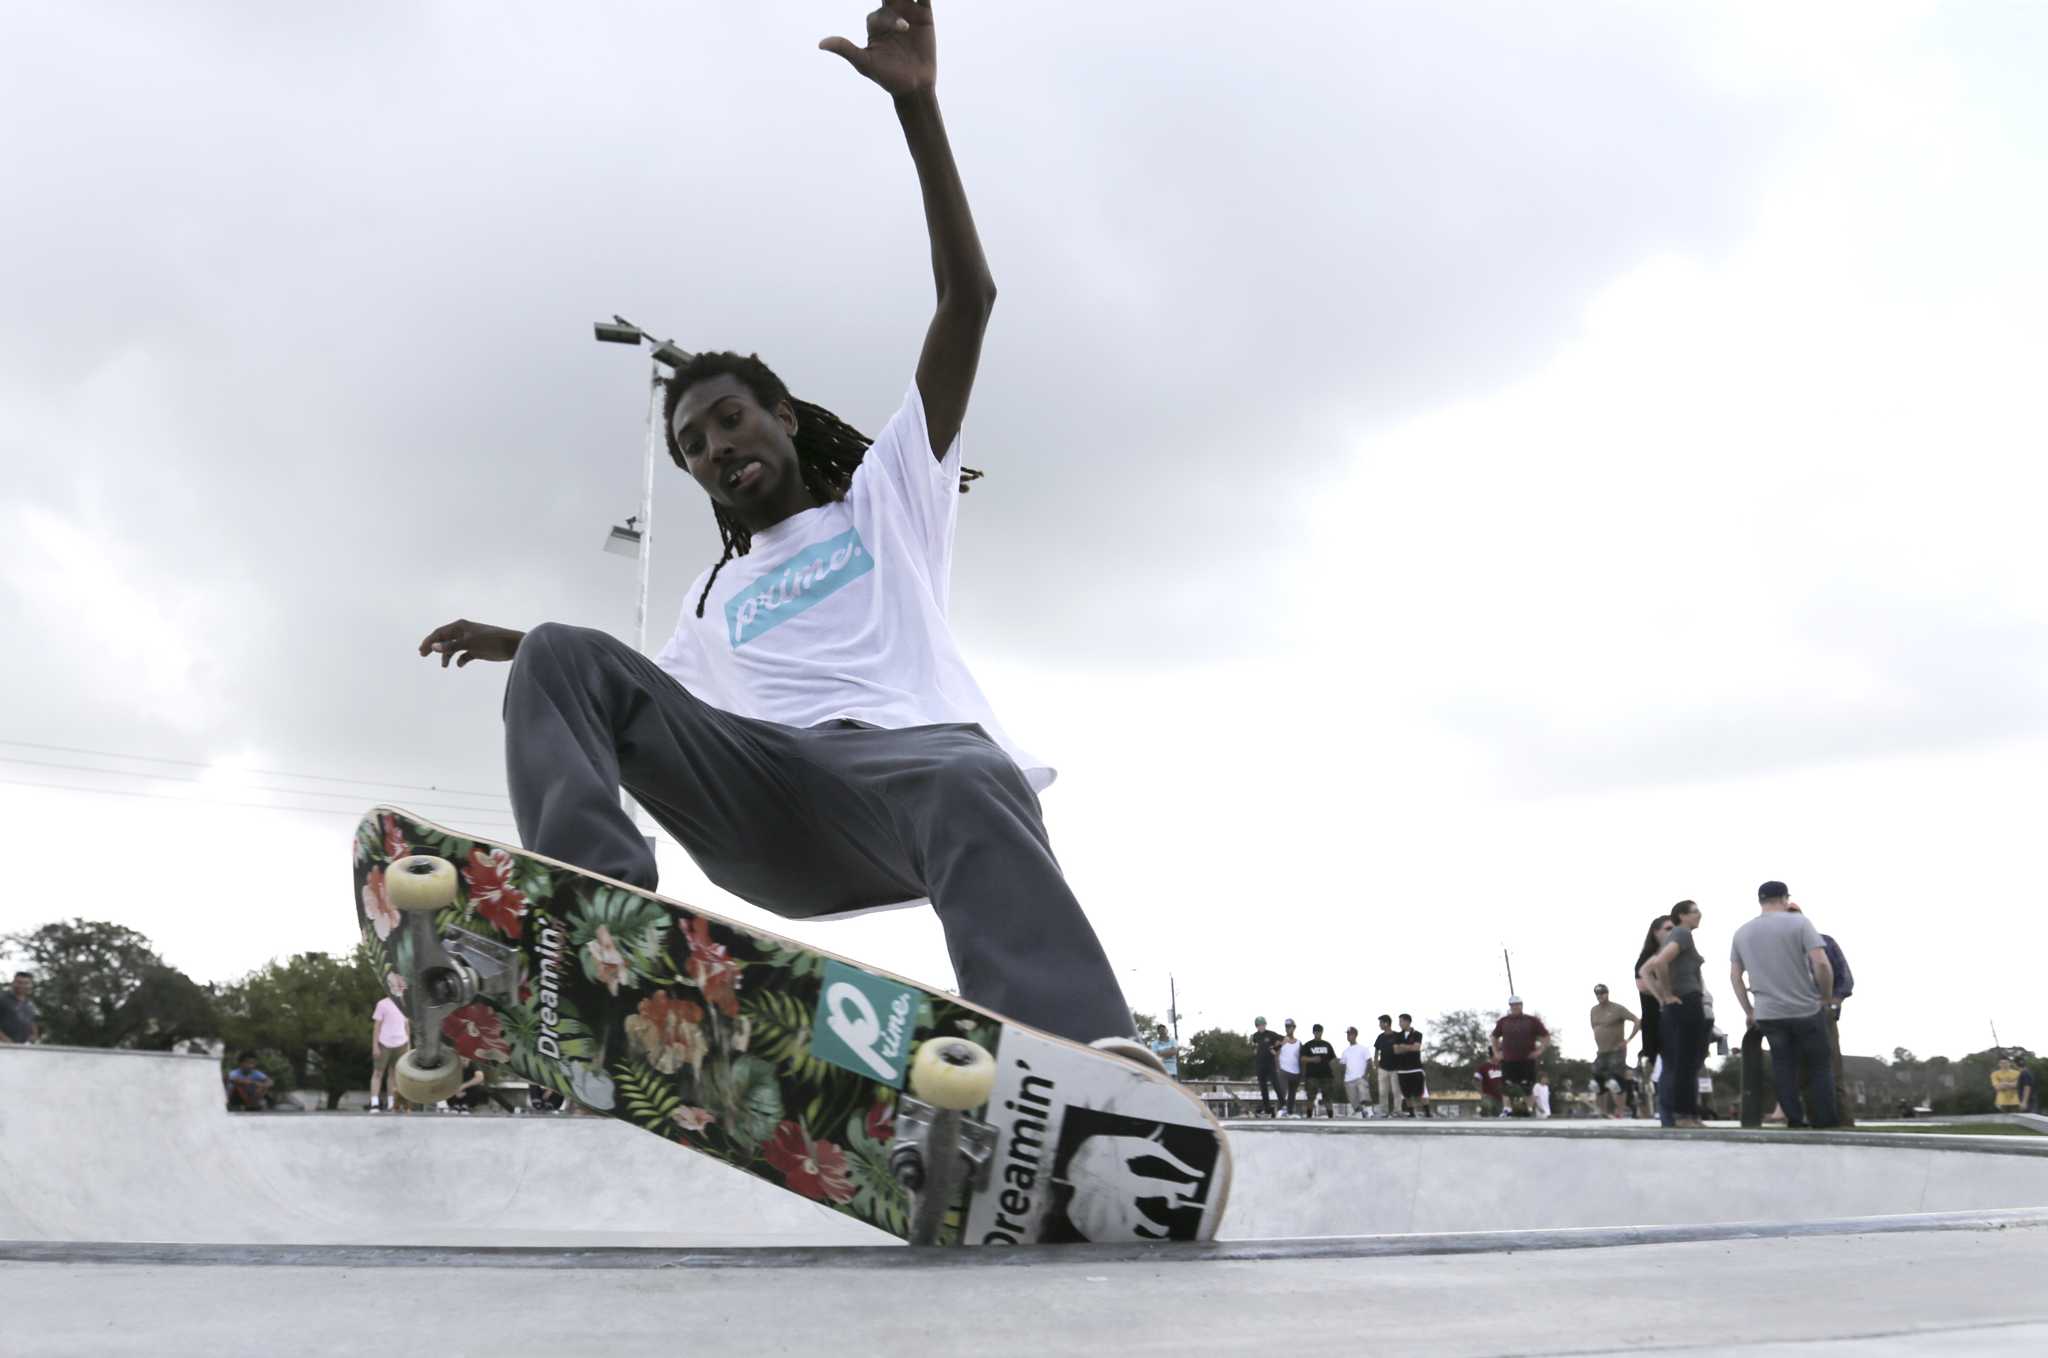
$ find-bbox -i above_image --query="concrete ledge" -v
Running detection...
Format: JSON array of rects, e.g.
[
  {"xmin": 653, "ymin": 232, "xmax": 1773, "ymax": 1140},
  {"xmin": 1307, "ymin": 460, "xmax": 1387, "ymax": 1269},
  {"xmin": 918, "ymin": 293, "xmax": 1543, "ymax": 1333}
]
[{"xmin": 5, "ymin": 1207, "xmax": 2044, "ymax": 1270}]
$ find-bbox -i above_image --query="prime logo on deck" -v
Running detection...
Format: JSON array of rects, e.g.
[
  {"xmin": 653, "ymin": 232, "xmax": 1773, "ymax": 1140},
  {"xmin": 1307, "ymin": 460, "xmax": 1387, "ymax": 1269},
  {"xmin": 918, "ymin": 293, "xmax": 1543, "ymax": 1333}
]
[{"xmin": 809, "ymin": 959, "xmax": 919, "ymax": 1088}]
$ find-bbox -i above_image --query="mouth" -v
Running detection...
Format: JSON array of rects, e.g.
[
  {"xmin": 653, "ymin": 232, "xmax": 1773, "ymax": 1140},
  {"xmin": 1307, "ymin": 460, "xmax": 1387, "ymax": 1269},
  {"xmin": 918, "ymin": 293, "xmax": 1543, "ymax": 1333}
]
[{"xmin": 723, "ymin": 459, "xmax": 764, "ymax": 493}]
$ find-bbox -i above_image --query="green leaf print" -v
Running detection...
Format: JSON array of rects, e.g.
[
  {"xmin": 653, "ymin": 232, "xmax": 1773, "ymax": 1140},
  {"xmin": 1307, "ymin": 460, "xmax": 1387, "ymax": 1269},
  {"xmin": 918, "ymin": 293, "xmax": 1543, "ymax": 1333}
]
[
  {"xmin": 743, "ymin": 990, "xmax": 833, "ymax": 1085},
  {"xmin": 702, "ymin": 1053, "xmax": 783, "ymax": 1156},
  {"xmin": 614, "ymin": 1059, "xmax": 683, "ymax": 1133},
  {"xmin": 754, "ymin": 937, "xmax": 826, "ymax": 982},
  {"xmin": 567, "ymin": 886, "xmax": 671, "ymax": 995}
]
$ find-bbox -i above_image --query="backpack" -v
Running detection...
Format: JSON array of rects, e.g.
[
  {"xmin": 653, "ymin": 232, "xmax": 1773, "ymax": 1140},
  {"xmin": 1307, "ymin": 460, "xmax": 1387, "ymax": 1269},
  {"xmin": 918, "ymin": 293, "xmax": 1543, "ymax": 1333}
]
[{"xmin": 1821, "ymin": 934, "xmax": 1854, "ymax": 1000}]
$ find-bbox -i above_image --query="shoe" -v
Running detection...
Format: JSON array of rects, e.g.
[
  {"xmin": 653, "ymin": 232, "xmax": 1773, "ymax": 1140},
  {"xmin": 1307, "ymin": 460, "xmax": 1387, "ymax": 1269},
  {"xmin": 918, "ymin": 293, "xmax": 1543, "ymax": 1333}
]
[
  {"xmin": 1088, "ymin": 1036, "xmax": 1167, "ymax": 1075},
  {"xmin": 367, "ymin": 1105, "xmax": 382, "ymax": 1115}
]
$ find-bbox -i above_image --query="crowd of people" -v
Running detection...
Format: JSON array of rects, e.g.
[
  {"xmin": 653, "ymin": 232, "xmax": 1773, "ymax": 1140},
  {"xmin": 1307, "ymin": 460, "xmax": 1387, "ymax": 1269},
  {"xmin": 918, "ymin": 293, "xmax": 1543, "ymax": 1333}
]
[{"xmin": 1206, "ymin": 881, "xmax": 1890, "ymax": 1130}]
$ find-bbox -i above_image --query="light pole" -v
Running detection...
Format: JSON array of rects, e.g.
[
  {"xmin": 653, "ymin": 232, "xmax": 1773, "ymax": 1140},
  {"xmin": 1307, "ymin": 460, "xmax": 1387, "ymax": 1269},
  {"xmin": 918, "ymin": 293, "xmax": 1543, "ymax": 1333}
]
[
  {"xmin": 593, "ymin": 317, "xmax": 694, "ymax": 835},
  {"xmin": 592, "ymin": 315, "xmax": 694, "ymax": 656}
]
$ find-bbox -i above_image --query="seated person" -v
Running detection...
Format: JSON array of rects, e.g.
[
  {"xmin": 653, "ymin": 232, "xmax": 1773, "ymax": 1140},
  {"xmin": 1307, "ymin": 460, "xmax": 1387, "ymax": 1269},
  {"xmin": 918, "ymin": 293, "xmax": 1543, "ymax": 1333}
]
[{"xmin": 224, "ymin": 1052, "xmax": 273, "ymax": 1111}]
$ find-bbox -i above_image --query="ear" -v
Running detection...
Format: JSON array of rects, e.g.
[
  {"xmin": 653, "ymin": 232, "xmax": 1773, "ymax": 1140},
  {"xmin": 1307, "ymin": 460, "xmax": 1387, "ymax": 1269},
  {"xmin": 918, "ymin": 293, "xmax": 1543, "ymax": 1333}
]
[{"xmin": 777, "ymin": 399, "xmax": 799, "ymax": 439}]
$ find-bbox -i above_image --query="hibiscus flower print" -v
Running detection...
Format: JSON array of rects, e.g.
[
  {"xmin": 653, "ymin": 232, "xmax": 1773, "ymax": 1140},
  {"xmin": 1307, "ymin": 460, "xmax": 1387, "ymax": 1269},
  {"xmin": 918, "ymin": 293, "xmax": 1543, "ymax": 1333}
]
[
  {"xmin": 463, "ymin": 846, "xmax": 528, "ymax": 939},
  {"xmin": 380, "ymin": 814, "xmax": 409, "ymax": 861},
  {"xmin": 624, "ymin": 991, "xmax": 707, "ymax": 1076},
  {"xmin": 683, "ymin": 917, "xmax": 741, "ymax": 1017},
  {"xmin": 762, "ymin": 1121, "xmax": 856, "ymax": 1204},
  {"xmin": 670, "ymin": 1105, "xmax": 717, "ymax": 1135},
  {"xmin": 361, "ymin": 866, "xmax": 399, "ymax": 941},
  {"xmin": 584, "ymin": 924, "xmax": 629, "ymax": 995},
  {"xmin": 443, "ymin": 1001, "xmax": 512, "ymax": 1063},
  {"xmin": 864, "ymin": 1100, "xmax": 895, "ymax": 1146}
]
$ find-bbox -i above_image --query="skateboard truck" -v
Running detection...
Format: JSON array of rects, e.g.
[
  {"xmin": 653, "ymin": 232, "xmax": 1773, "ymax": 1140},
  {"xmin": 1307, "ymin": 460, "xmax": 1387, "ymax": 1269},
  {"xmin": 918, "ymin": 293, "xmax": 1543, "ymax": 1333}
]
[
  {"xmin": 384, "ymin": 855, "xmax": 523, "ymax": 1105},
  {"xmin": 890, "ymin": 1038, "xmax": 999, "ymax": 1246}
]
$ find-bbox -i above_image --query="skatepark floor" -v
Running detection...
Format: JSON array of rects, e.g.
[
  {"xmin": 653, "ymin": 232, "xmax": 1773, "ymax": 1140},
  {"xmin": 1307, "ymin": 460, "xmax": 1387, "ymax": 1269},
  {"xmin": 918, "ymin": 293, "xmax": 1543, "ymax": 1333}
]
[{"xmin": 6, "ymin": 1047, "xmax": 2046, "ymax": 1356}]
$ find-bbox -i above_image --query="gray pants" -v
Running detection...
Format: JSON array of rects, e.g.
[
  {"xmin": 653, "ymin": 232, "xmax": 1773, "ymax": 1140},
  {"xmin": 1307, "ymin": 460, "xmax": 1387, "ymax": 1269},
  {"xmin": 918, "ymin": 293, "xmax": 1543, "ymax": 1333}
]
[{"xmin": 502, "ymin": 623, "xmax": 1133, "ymax": 1045}]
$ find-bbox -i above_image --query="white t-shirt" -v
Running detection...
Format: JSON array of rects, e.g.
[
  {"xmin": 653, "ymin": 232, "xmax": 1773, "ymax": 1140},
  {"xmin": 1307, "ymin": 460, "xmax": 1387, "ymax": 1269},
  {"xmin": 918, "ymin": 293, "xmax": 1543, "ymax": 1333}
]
[
  {"xmin": 655, "ymin": 379, "xmax": 1049, "ymax": 791},
  {"xmin": 1341, "ymin": 1043, "xmax": 1370, "ymax": 1081},
  {"xmin": 1278, "ymin": 1039, "xmax": 1301, "ymax": 1075}
]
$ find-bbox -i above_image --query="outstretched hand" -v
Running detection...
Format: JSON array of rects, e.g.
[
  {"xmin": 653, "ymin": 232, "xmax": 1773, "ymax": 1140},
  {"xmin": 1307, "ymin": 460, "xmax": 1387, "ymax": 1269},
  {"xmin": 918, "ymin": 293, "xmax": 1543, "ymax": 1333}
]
[
  {"xmin": 418, "ymin": 619, "xmax": 524, "ymax": 668},
  {"xmin": 819, "ymin": 1, "xmax": 936, "ymax": 97}
]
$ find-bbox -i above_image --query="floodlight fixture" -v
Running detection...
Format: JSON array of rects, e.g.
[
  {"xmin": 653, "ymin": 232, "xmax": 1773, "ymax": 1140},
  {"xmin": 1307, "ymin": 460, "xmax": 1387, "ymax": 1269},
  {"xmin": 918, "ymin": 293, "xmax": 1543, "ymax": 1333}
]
[
  {"xmin": 604, "ymin": 515, "xmax": 643, "ymax": 559},
  {"xmin": 593, "ymin": 316, "xmax": 645, "ymax": 345}
]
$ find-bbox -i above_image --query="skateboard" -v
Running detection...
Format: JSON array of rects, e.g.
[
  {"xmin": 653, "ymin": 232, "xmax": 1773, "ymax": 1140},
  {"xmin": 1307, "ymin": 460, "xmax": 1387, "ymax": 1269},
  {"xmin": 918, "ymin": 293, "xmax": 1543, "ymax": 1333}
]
[{"xmin": 352, "ymin": 806, "xmax": 1229, "ymax": 1246}]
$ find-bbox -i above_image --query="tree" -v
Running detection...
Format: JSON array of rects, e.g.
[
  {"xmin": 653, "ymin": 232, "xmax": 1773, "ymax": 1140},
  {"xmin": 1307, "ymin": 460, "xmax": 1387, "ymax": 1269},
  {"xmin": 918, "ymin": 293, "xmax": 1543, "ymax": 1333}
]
[
  {"xmin": 1180, "ymin": 1028, "xmax": 1254, "ymax": 1081},
  {"xmin": 216, "ymin": 945, "xmax": 387, "ymax": 1108},
  {"xmin": 1427, "ymin": 1009, "xmax": 1499, "ymax": 1068},
  {"xmin": 0, "ymin": 918, "xmax": 218, "ymax": 1048}
]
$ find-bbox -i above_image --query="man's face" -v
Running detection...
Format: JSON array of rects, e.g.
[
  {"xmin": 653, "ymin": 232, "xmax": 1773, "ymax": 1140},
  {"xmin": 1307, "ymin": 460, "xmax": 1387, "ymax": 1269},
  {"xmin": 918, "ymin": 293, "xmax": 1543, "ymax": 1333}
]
[
  {"xmin": 1593, "ymin": 987, "xmax": 1608, "ymax": 1002},
  {"xmin": 1398, "ymin": 1016, "xmax": 1412, "ymax": 1030},
  {"xmin": 1379, "ymin": 1019, "xmax": 1392, "ymax": 1031},
  {"xmin": 670, "ymin": 375, "xmax": 805, "ymax": 527},
  {"xmin": 1346, "ymin": 1029, "xmax": 1358, "ymax": 1041},
  {"xmin": 1509, "ymin": 1002, "xmax": 1523, "ymax": 1015},
  {"xmin": 1283, "ymin": 1025, "xmax": 1296, "ymax": 1038},
  {"xmin": 10, "ymin": 976, "xmax": 28, "ymax": 998}
]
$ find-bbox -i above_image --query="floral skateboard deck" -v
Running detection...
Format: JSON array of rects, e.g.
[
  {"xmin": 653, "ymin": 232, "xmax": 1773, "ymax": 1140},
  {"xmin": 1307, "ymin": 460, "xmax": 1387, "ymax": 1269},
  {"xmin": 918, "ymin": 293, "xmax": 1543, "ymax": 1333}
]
[{"xmin": 352, "ymin": 806, "xmax": 1229, "ymax": 1246}]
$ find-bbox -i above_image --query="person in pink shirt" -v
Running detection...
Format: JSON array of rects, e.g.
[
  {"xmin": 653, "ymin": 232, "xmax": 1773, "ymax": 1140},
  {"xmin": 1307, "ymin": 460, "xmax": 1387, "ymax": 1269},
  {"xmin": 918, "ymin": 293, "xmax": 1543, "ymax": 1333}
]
[{"xmin": 369, "ymin": 992, "xmax": 411, "ymax": 1113}]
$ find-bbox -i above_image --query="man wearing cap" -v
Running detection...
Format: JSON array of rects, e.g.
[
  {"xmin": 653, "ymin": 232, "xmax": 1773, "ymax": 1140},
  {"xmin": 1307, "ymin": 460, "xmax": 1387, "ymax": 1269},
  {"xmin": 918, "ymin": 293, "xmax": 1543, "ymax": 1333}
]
[
  {"xmin": 1250, "ymin": 1017, "xmax": 1283, "ymax": 1118},
  {"xmin": 1729, "ymin": 881, "xmax": 1839, "ymax": 1128},
  {"xmin": 1588, "ymin": 984, "xmax": 1640, "ymax": 1119},
  {"xmin": 1276, "ymin": 1020, "xmax": 1303, "ymax": 1117},
  {"xmin": 1491, "ymin": 998, "xmax": 1550, "ymax": 1118},
  {"xmin": 1340, "ymin": 1025, "xmax": 1372, "ymax": 1118},
  {"xmin": 1300, "ymin": 1023, "xmax": 1340, "ymax": 1118},
  {"xmin": 1389, "ymin": 1013, "xmax": 1427, "ymax": 1117}
]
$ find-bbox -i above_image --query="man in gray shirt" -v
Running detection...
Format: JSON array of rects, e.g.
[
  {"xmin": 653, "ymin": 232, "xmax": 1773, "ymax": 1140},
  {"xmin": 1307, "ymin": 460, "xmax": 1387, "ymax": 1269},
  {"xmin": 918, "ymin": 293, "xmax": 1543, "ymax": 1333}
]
[
  {"xmin": 0, "ymin": 972, "xmax": 39, "ymax": 1045},
  {"xmin": 1729, "ymin": 880, "xmax": 1838, "ymax": 1128}
]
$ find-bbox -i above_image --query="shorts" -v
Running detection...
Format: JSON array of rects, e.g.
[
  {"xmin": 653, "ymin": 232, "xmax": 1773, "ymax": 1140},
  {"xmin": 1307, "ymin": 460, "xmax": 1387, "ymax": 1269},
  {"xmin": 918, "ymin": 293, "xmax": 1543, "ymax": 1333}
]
[
  {"xmin": 1501, "ymin": 1058, "xmax": 1538, "ymax": 1092},
  {"xmin": 1592, "ymin": 1050, "xmax": 1627, "ymax": 1088},
  {"xmin": 373, "ymin": 1042, "xmax": 408, "ymax": 1076},
  {"xmin": 1397, "ymin": 1071, "xmax": 1426, "ymax": 1098}
]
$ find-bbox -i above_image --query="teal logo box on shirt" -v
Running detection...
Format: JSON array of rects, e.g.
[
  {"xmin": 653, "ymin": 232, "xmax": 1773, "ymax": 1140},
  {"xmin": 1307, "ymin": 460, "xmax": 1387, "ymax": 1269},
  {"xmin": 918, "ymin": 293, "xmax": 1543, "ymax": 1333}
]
[
  {"xmin": 809, "ymin": 959, "xmax": 919, "ymax": 1088},
  {"xmin": 726, "ymin": 528, "xmax": 872, "ymax": 648}
]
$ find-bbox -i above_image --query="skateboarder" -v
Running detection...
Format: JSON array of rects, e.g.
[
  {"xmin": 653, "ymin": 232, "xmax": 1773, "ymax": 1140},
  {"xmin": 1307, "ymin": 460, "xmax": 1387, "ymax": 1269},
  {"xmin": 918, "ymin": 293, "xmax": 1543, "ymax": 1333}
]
[{"xmin": 417, "ymin": 1, "xmax": 1135, "ymax": 1052}]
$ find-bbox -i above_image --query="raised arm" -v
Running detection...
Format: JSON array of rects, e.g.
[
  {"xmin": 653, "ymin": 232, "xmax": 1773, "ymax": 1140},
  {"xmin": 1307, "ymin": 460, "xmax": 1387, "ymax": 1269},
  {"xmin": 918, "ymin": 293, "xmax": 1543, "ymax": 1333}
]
[{"xmin": 821, "ymin": 1, "xmax": 995, "ymax": 459}]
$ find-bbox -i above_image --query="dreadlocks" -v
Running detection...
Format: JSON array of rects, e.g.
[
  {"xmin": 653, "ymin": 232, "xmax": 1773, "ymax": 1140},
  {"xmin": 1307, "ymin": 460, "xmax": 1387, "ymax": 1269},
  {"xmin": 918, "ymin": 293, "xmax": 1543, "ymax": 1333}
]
[{"xmin": 664, "ymin": 351, "xmax": 983, "ymax": 617}]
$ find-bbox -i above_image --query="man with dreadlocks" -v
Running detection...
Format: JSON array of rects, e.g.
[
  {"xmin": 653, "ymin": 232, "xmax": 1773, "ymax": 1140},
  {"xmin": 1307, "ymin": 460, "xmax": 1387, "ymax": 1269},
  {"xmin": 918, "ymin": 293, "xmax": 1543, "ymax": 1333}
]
[{"xmin": 417, "ymin": 0, "xmax": 1139, "ymax": 1053}]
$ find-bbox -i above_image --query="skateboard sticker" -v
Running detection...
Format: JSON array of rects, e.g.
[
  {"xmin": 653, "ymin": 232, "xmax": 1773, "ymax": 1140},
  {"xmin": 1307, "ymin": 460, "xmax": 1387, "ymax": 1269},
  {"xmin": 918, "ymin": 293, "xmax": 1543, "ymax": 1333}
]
[
  {"xmin": 808, "ymin": 959, "xmax": 918, "ymax": 1088},
  {"xmin": 964, "ymin": 1027, "xmax": 1223, "ymax": 1245}
]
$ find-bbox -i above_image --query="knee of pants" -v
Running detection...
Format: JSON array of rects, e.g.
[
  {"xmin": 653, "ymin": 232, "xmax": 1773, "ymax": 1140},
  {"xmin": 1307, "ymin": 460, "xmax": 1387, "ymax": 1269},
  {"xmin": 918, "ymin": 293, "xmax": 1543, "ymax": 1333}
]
[
  {"xmin": 927, "ymin": 738, "xmax": 1035, "ymax": 807},
  {"xmin": 516, "ymin": 621, "xmax": 615, "ymax": 669}
]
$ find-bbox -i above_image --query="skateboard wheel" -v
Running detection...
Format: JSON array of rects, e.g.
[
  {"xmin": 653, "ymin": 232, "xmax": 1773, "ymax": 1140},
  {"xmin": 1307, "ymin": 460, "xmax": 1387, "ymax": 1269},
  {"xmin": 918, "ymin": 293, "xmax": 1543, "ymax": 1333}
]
[
  {"xmin": 908, "ymin": 1037, "xmax": 995, "ymax": 1110},
  {"xmin": 387, "ymin": 856, "xmax": 458, "ymax": 913},
  {"xmin": 393, "ymin": 1049, "xmax": 464, "ymax": 1104}
]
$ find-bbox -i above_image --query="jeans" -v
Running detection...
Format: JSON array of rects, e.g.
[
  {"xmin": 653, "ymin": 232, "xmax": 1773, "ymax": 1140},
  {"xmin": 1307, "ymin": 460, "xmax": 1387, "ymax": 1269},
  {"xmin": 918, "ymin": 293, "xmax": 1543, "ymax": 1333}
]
[
  {"xmin": 1659, "ymin": 994, "xmax": 1707, "ymax": 1125},
  {"xmin": 1256, "ymin": 1067, "xmax": 1278, "ymax": 1115},
  {"xmin": 1758, "ymin": 1011, "xmax": 1840, "ymax": 1128},
  {"xmin": 1278, "ymin": 1071, "xmax": 1300, "ymax": 1114}
]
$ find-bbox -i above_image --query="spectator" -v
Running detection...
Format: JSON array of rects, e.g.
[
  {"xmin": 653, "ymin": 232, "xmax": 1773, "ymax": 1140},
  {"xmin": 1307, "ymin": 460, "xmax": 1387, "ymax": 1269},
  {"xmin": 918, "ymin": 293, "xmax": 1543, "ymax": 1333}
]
[
  {"xmin": 1729, "ymin": 881, "xmax": 1840, "ymax": 1130},
  {"xmin": 1491, "ymin": 997, "xmax": 1551, "ymax": 1118},
  {"xmin": 1300, "ymin": 1023, "xmax": 1339, "ymax": 1118},
  {"xmin": 1390, "ymin": 1013, "xmax": 1428, "ymax": 1117},
  {"xmin": 1474, "ymin": 1054, "xmax": 1506, "ymax": 1117},
  {"xmin": 1633, "ymin": 914, "xmax": 1674, "ymax": 1091},
  {"xmin": 0, "ymin": 971, "xmax": 40, "ymax": 1046},
  {"xmin": 1250, "ymin": 1016, "xmax": 1283, "ymax": 1119},
  {"xmin": 224, "ymin": 1051, "xmax": 273, "ymax": 1111},
  {"xmin": 1277, "ymin": 1020, "xmax": 1302, "ymax": 1118},
  {"xmin": 1340, "ymin": 1026, "xmax": 1372, "ymax": 1118},
  {"xmin": 1992, "ymin": 1056, "xmax": 2021, "ymax": 1112},
  {"xmin": 369, "ymin": 988, "xmax": 412, "ymax": 1114},
  {"xmin": 1532, "ymin": 1073, "xmax": 1552, "ymax": 1118},
  {"xmin": 2019, "ymin": 1062, "xmax": 2038, "ymax": 1115},
  {"xmin": 1588, "ymin": 983, "xmax": 1639, "ymax": 1119},
  {"xmin": 1789, "ymin": 904, "xmax": 1856, "ymax": 1127},
  {"xmin": 1640, "ymin": 899, "xmax": 1710, "ymax": 1129},
  {"xmin": 1372, "ymin": 1015, "xmax": 1401, "ymax": 1118},
  {"xmin": 1148, "ymin": 1024, "xmax": 1180, "ymax": 1079}
]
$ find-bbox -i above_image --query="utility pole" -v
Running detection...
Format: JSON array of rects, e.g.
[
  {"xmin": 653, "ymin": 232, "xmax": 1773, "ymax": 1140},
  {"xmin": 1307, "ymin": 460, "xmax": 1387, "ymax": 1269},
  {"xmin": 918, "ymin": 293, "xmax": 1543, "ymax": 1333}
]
[
  {"xmin": 1168, "ymin": 974, "xmax": 1180, "ymax": 1045},
  {"xmin": 1503, "ymin": 948, "xmax": 1516, "ymax": 997}
]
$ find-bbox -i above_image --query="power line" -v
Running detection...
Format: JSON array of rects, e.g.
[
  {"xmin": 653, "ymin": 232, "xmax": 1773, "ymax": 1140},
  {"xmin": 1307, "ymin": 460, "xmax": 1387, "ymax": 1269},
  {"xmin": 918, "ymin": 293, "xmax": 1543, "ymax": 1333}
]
[
  {"xmin": 0, "ymin": 738, "xmax": 511, "ymax": 803},
  {"xmin": 0, "ymin": 774, "xmax": 520, "ymax": 829},
  {"xmin": 0, "ymin": 753, "xmax": 510, "ymax": 817}
]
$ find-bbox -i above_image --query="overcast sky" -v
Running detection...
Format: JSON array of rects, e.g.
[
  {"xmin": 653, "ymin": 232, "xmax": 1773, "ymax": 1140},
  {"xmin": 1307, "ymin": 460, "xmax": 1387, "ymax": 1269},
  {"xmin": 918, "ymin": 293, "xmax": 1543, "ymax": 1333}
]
[{"xmin": 3, "ymin": 2, "xmax": 2042, "ymax": 1066}]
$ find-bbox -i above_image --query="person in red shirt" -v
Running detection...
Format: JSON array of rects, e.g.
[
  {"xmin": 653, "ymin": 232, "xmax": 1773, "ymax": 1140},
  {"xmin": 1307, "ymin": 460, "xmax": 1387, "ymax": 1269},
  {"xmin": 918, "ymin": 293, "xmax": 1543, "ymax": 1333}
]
[
  {"xmin": 1474, "ymin": 1055, "xmax": 1506, "ymax": 1117},
  {"xmin": 1490, "ymin": 997, "xmax": 1551, "ymax": 1117}
]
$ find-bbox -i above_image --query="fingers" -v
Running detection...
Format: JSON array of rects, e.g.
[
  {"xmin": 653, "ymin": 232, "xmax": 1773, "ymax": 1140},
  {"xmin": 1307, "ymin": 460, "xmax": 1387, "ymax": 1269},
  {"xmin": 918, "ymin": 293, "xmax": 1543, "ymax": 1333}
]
[{"xmin": 818, "ymin": 35, "xmax": 863, "ymax": 67}]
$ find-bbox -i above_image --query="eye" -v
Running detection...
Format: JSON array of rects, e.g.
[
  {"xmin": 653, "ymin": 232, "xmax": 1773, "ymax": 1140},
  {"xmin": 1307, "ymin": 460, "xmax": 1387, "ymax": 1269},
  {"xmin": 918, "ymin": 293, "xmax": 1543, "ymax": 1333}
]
[{"xmin": 720, "ymin": 410, "xmax": 741, "ymax": 430}]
